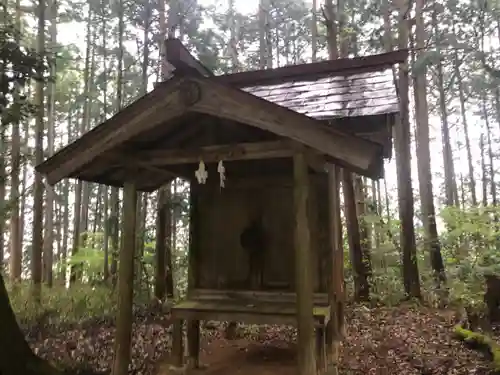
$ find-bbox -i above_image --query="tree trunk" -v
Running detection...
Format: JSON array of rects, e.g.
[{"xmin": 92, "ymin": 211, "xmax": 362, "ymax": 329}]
[
  {"xmin": 413, "ymin": 0, "xmax": 446, "ymax": 290},
  {"xmin": 343, "ymin": 172, "xmax": 370, "ymax": 301},
  {"xmin": 394, "ymin": 0, "xmax": 421, "ymax": 298},
  {"xmin": 110, "ymin": 0, "xmax": 125, "ymax": 287},
  {"xmin": 483, "ymin": 95, "xmax": 497, "ymax": 206},
  {"xmin": 9, "ymin": 0, "xmax": 23, "ymax": 282},
  {"xmin": 452, "ymin": 20, "xmax": 476, "ymax": 206},
  {"xmin": 0, "ymin": 273, "xmax": 63, "ymax": 375},
  {"xmin": 432, "ymin": 4, "xmax": 458, "ymax": 207},
  {"xmin": 43, "ymin": 0, "xmax": 57, "ymax": 287},
  {"xmin": 154, "ymin": 187, "xmax": 174, "ymax": 300},
  {"xmin": 480, "ymin": 133, "xmax": 487, "ymax": 206},
  {"xmin": 32, "ymin": 0, "xmax": 46, "ymax": 301},
  {"xmin": 311, "ymin": 0, "xmax": 318, "ymax": 62}
]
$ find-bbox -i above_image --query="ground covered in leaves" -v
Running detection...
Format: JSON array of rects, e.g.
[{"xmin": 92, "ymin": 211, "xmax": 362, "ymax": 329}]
[{"xmin": 23, "ymin": 303, "xmax": 496, "ymax": 375}]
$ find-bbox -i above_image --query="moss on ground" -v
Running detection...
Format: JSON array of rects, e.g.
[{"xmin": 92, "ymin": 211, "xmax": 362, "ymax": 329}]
[{"xmin": 454, "ymin": 325, "xmax": 500, "ymax": 371}]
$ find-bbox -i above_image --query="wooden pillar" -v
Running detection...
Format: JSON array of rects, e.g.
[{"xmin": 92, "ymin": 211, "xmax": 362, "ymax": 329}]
[
  {"xmin": 326, "ymin": 165, "xmax": 345, "ymax": 374},
  {"xmin": 186, "ymin": 183, "xmax": 201, "ymax": 367},
  {"xmin": 111, "ymin": 182, "xmax": 137, "ymax": 375},
  {"xmin": 172, "ymin": 319, "xmax": 184, "ymax": 367},
  {"xmin": 293, "ymin": 152, "xmax": 317, "ymax": 375}
]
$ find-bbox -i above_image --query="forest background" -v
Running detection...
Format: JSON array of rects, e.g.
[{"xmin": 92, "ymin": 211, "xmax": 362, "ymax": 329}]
[{"xmin": 1, "ymin": 0, "xmax": 499, "ymax": 348}]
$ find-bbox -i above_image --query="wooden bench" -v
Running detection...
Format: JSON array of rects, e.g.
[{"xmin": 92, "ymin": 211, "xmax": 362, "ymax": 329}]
[{"xmin": 170, "ymin": 289, "xmax": 331, "ymax": 374}]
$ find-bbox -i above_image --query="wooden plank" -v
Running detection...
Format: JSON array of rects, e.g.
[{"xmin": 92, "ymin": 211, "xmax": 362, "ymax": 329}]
[
  {"xmin": 118, "ymin": 140, "xmax": 296, "ymax": 166},
  {"xmin": 293, "ymin": 152, "xmax": 317, "ymax": 375},
  {"xmin": 188, "ymin": 288, "xmax": 329, "ymax": 304},
  {"xmin": 191, "ymin": 77, "xmax": 384, "ymax": 178},
  {"xmin": 213, "ymin": 50, "xmax": 408, "ymax": 88},
  {"xmin": 111, "ymin": 183, "xmax": 137, "ymax": 375},
  {"xmin": 171, "ymin": 299, "xmax": 330, "ymax": 327}
]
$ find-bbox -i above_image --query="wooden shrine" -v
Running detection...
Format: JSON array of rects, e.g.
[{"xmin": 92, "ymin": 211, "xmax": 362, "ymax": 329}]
[{"xmin": 36, "ymin": 39, "xmax": 405, "ymax": 375}]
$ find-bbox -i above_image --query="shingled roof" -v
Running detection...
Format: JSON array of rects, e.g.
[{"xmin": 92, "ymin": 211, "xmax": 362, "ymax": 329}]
[
  {"xmin": 164, "ymin": 38, "xmax": 402, "ymax": 123},
  {"xmin": 35, "ymin": 39, "xmax": 406, "ymax": 190},
  {"xmin": 243, "ymin": 69, "xmax": 397, "ymax": 120}
]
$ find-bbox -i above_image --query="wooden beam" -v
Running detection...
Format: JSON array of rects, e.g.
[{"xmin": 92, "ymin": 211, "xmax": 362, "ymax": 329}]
[
  {"xmin": 293, "ymin": 152, "xmax": 317, "ymax": 375},
  {"xmin": 191, "ymin": 77, "xmax": 384, "ymax": 178},
  {"xmin": 38, "ymin": 77, "xmax": 188, "ymax": 186},
  {"xmin": 165, "ymin": 38, "xmax": 213, "ymax": 77},
  {"xmin": 99, "ymin": 153, "xmax": 178, "ymax": 180},
  {"xmin": 117, "ymin": 140, "xmax": 296, "ymax": 166},
  {"xmin": 213, "ymin": 50, "xmax": 408, "ymax": 88},
  {"xmin": 112, "ymin": 182, "xmax": 137, "ymax": 375}
]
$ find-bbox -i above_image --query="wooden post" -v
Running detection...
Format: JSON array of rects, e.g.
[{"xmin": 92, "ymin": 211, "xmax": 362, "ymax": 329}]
[
  {"xmin": 187, "ymin": 183, "xmax": 199, "ymax": 291},
  {"xmin": 326, "ymin": 165, "xmax": 345, "ymax": 374},
  {"xmin": 172, "ymin": 319, "xmax": 184, "ymax": 367},
  {"xmin": 187, "ymin": 319, "xmax": 201, "ymax": 368},
  {"xmin": 111, "ymin": 182, "xmax": 137, "ymax": 375},
  {"xmin": 293, "ymin": 152, "xmax": 317, "ymax": 375}
]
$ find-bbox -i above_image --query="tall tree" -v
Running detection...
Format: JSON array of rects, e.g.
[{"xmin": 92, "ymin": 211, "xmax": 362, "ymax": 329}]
[
  {"xmin": 31, "ymin": 0, "xmax": 46, "ymax": 301},
  {"xmin": 9, "ymin": 0, "xmax": 23, "ymax": 282},
  {"xmin": 393, "ymin": 0, "xmax": 421, "ymax": 298},
  {"xmin": 43, "ymin": 0, "xmax": 58, "ymax": 287},
  {"xmin": 432, "ymin": 2, "xmax": 458, "ymax": 207},
  {"xmin": 413, "ymin": 0, "xmax": 446, "ymax": 291}
]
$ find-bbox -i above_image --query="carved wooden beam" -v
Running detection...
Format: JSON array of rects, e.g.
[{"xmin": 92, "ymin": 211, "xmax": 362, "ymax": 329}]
[
  {"xmin": 115, "ymin": 140, "xmax": 297, "ymax": 166},
  {"xmin": 164, "ymin": 38, "xmax": 213, "ymax": 77}
]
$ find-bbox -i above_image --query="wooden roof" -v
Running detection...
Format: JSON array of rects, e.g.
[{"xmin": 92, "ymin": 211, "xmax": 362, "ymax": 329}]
[
  {"xmin": 163, "ymin": 38, "xmax": 404, "ymax": 156},
  {"xmin": 243, "ymin": 69, "xmax": 397, "ymax": 119},
  {"xmin": 35, "ymin": 40, "xmax": 406, "ymax": 192},
  {"xmin": 36, "ymin": 75, "xmax": 385, "ymax": 191}
]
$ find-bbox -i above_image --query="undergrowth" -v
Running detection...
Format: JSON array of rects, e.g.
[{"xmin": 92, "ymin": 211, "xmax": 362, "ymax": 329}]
[
  {"xmin": 5, "ymin": 266, "xmax": 490, "ymax": 328},
  {"xmin": 7, "ymin": 282, "xmax": 152, "ymax": 325}
]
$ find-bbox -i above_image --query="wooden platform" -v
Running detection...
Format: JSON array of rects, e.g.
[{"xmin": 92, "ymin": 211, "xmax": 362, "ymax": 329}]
[{"xmin": 169, "ymin": 290, "xmax": 331, "ymax": 374}]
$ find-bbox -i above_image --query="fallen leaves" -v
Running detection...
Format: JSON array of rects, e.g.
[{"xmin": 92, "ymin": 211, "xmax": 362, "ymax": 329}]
[{"xmin": 23, "ymin": 303, "xmax": 498, "ymax": 375}]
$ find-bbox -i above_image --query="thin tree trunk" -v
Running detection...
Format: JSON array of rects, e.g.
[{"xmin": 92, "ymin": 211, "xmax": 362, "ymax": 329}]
[
  {"xmin": 480, "ymin": 133, "xmax": 488, "ymax": 206},
  {"xmin": 31, "ymin": 0, "xmax": 46, "ymax": 301},
  {"xmin": 110, "ymin": 0, "xmax": 126, "ymax": 287},
  {"xmin": 483, "ymin": 95, "xmax": 497, "ymax": 206},
  {"xmin": 433, "ymin": 5, "xmax": 458, "ymax": 207},
  {"xmin": 311, "ymin": 0, "xmax": 318, "ymax": 61},
  {"xmin": 9, "ymin": 0, "xmax": 23, "ymax": 282},
  {"xmin": 43, "ymin": 0, "xmax": 57, "ymax": 287},
  {"xmin": 452, "ymin": 20, "xmax": 476, "ymax": 206}
]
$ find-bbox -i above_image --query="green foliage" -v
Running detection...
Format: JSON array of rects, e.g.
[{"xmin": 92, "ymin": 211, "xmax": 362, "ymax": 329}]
[
  {"xmin": 0, "ymin": 19, "xmax": 47, "ymax": 126},
  {"xmin": 8, "ymin": 283, "xmax": 117, "ymax": 324},
  {"xmin": 350, "ymin": 205, "xmax": 500, "ymax": 308}
]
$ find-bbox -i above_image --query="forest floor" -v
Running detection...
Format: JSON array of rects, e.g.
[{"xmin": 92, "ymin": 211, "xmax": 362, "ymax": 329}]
[{"xmin": 24, "ymin": 303, "xmax": 495, "ymax": 375}]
